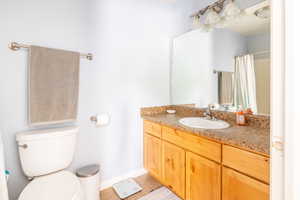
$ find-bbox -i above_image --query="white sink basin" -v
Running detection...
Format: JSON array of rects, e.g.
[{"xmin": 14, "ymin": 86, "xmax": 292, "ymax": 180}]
[{"xmin": 179, "ymin": 117, "xmax": 230, "ymax": 129}]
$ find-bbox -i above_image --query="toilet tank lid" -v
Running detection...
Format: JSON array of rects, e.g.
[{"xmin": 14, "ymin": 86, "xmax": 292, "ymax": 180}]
[{"xmin": 16, "ymin": 126, "xmax": 79, "ymax": 142}]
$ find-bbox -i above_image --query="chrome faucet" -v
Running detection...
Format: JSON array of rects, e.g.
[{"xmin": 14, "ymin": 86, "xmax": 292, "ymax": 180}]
[{"xmin": 204, "ymin": 104, "xmax": 217, "ymax": 120}]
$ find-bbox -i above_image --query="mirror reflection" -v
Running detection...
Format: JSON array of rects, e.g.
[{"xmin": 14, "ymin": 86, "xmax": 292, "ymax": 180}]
[{"xmin": 171, "ymin": 3, "xmax": 270, "ymax": 115}]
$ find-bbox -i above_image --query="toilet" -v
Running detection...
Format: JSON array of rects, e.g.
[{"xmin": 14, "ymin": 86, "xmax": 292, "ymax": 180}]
[{"xmin": 16, "ymin": 126, "xmax": 83, "ymax": 200}]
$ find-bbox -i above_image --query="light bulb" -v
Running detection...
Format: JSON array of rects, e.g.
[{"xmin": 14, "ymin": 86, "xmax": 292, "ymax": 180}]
[
  {"xmin": 205, "ymin": 8, "xmax": 221, "ymax": 25},
  {"xmin": 254, "ymin": 6, "xmax": 270, "ymax": 19},
  {"xmin": 224, "ymin": 0, "xmax": 241, "ymax": 20},
  {"xmin": 193, "ymin": 16, "xmax": 212, "ymax": 32},
  {"xmin": 214, "ymin": 17, "xmax": 228, "ymax": 28},
  {"xmin": 192, "ymin": 16, "xmax": 201, "ymax": 28}
]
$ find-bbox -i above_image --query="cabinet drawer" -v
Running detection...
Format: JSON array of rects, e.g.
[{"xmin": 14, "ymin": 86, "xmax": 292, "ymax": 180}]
[
  {"xmin": 162, "ymin": 128, "xmax": 221, "ymax": 162},
  {"xmin": 144, "ymin": 120, "xmax": 161, "ymax": 138},
  {"xmin": 223, "ymin": 145, "xmax": 269, "ymax": 183}
]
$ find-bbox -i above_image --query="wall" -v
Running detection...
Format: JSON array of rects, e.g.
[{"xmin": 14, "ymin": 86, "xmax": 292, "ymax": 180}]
[
  {"xmin": 246, "ymin": 33, "xmax": 270, "ymax": 53},
  {"xmin": 213, "ymin": 29, "xmax": 248, "ymax": 72},
  {"xmin": 0, "ymin": 0, "xmax": 203, "ymax": 199},
  {"xmin": 285, "ymin": 1, "xmax": 300, "ymax": 199}
]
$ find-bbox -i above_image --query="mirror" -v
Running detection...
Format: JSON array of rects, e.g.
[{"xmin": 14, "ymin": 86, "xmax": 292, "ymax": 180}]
[{"xmin": 171, "ymin": 2, "xmax": 270, "ymax": 115}]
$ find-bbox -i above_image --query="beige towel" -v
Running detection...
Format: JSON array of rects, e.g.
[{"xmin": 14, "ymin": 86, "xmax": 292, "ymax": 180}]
[
  {"xmin": 28, "ymin": 46, "xmax": 80, "ymax": 126},
  {"xmin": 219, "ymin": 72, "xmax": 234, "ymax": 105}
]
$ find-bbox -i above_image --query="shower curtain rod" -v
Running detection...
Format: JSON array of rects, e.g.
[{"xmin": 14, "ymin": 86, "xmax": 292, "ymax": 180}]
[
  {"xmin": 8, "ymin": 42, "xmax": 93, "ymax": 60},
  {"xmin": 253, "ymin": 50, "xmax": 270, "ymax": 55},
  {"xmin": 235, "ymin": 51, "xmax": 270, "ymax": 58},
  {"xmin": 213, "ymin": 69, "xmax": 234, "ymax": 74}
]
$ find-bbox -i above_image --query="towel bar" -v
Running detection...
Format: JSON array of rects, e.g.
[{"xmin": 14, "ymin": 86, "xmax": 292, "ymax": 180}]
[{"xmin": 8, "ymin": 42, "xmax": 93, "ymax": 60}]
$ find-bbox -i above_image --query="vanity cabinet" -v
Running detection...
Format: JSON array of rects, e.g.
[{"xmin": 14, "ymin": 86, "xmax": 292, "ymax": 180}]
[
  {"xmin": 143, "ymin": 120, "xmax": 269, "ymax": 200},
  {"xmin": 186, "ymin": 152, "xmax": 221, "ymax": 200},
  {"xmin": 222, "ymin": 167, "xmax": 269, "ymax": 200},
  {"xmin": 162, "ymin": 141, "xmax": 185, "ymax": 199}
]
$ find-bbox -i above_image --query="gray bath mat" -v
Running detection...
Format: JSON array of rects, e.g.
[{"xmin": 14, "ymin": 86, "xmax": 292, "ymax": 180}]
[
  {"xmin": 138, "ymin": 187, "xmax": 181, "ymax": 200},
  {"xmin": 113, "ymin": 179, "xmax": 142, "ymax": 199}
]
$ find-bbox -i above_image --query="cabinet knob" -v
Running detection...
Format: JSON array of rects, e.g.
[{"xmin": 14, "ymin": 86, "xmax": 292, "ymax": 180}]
[
  {"xmin": 171, "ymin": 159, "xmax": 175, "ymax": 169},
  {"xmin": 191, "ymin": 164, "xmax": 196, "ymax": 173}
]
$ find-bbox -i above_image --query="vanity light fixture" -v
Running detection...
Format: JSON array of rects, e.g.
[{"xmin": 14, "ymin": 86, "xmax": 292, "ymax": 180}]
[{"xmin": 191, "ymin": 0, "xmax": 241, "ymax": 31}]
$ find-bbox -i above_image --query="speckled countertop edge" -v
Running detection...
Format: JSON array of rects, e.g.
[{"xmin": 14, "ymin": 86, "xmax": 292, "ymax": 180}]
[{"xmin": 141, "ymin": 106, "xmax": 270, "ymax": 156}]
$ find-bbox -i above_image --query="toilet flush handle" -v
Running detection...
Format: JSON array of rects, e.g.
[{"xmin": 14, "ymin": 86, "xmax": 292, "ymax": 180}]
[{"xmin": 18, "ymin": 144, "xmax": 28, "ymax": 149}]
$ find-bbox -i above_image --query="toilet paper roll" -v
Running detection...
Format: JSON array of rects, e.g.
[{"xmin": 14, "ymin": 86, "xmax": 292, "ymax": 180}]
[{"xmin": 95, "ymin": 113, "xmax": 110, "ymax": 127}]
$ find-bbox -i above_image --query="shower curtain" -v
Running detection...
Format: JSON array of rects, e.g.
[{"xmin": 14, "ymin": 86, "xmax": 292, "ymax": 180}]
[
  {"xmin": 234, "ymin": 54, "xmax": 257, "ymax": 113},
  {"xmin": 219, "ymin": 72, "xmax": 234, "ymax": 105}
]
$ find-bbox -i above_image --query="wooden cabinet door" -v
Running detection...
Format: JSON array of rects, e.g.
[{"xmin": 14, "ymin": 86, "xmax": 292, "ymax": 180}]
[
  {"xmin": 162, "ymin": 141, "xmax": 185, "ymax": 199},
  {"xmin": 222, "ymin": 167, "xmax": 269, "ymax": 200},
  {"xmin": 144, "ymin": 133, "xmax": 162, "ymax": 181},
  {"xmin": 186, "ymin": 152, "xmax": 221, "ymax": 200}
]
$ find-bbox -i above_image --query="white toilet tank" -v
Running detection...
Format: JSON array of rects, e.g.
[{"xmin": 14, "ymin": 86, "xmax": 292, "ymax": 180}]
[{"xmin": 16, "ymin": 126, "xmax": 78, "ymax": 178}]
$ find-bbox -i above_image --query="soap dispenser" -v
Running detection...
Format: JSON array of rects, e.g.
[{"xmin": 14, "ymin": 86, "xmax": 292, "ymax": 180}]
[{"xmin": 236, "ymin": 106, "xmax": 246, "ymax": 126}]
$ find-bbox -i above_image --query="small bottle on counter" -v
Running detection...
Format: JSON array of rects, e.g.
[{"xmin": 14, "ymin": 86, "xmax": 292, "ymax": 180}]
[{"xmin": 236, "ymin": 107, "xmax": 246, "ymax": 126}]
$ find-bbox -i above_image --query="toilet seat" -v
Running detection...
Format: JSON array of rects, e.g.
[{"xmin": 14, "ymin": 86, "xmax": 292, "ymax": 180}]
[{"xmin": 18, "ymin": 171, "xmax": 83, "ymax": 200}]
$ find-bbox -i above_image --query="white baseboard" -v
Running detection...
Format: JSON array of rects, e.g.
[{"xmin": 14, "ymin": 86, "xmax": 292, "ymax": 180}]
[{"xmin": 100, "ymin": 168, "xmax": 147, "ymax": 190}]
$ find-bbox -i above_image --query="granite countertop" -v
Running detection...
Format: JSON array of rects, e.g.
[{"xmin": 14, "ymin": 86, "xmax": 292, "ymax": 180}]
[{"xmin": 142, "ymin": 113, "xmax": 270, "ymax": 156}]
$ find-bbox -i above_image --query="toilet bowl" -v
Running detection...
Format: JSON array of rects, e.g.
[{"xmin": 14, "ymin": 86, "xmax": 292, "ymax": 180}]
[
  {"xmin": 18, "ymin": 171, "xmax": 83, "ymax": 200},
  {"xmin": 16, "ymin": 126, "xmax": 82, "ymax": 200}
]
